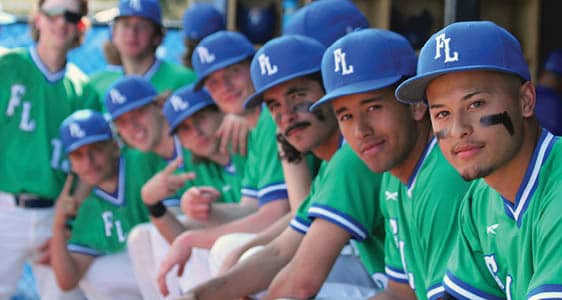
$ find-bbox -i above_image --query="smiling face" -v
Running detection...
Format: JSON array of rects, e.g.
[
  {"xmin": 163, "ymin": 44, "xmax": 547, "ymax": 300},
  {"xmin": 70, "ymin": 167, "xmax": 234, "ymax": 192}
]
[
  {"xmin": 175, "ymin": 106, "xmax": 223, "ymax": 158},
  {"xmin": 204, "ymin": 60, "xmax": 254, "ymax": 115},
  {"xmin": 69, "ymin": 141, "xmax": 119, "ymax": 186},
  {"xmin": 332, "ymin": 86, "xmax": 422, "ymax": 173},
  {"xmin": 426, "ymin": 70, "xmax": 534, "ymax": 180},
  {"xmin": 263, "ymin": 76, "xmax": 338, "ymax": 153},
  {"xmin": 113, "ymin": 103, "xmax": 164, "ymax": 152},
  {"xmin": 34, "ymin": 0, "xmax": 83, "ymax": 50}
]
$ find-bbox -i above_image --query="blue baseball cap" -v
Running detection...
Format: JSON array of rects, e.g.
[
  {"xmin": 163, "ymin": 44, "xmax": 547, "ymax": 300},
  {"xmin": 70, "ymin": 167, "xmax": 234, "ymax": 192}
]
[
  {"xmin": 117, "ymin": 0, "xmax": 162, "ymax": 27},
  {"xmin": 60, "ymin": 110, "xmax": 113, "ymax": 154},
  {"xmin": 191, "ymin": 31, "xmax": 255, "ymax": 90},
  {"xmin": 396, "ymin": 21, "xmax": 531, "ymax": 103},
  {"xmin": 544, "ymin": 49, "xmax": 562, "ymax": 76},
  {"xmin": 105, "ymin": 76, "xmax": 158, "ymax": 120},
  {"xmin": 163, "ymin": 84, "xmax": 216, "ymax": 134},
  {"xmin": 310, "ymin": 29, "xmax": 416, "ymax": 111},
  {"xmin": 244, "ymin": 35, "xmax": 325, "ymax": 108},
  {"xmin": 283, "ymin": 0, "xmax": 369, "ymax": 47},
  {"xmin": 182, "ymin": 3, "xmax": 225, "ymax": 41}
]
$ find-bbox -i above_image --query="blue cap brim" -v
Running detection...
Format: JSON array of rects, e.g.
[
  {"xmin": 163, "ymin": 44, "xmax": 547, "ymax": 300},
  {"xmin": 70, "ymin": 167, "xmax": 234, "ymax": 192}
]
[
  {"xmin": 194, "ymin": 53, "xmax": 254, "ymax": 90},
  {"xmin": 310, "ymin": 75, "xmax": 403, "ymax": 111},
  {"xmin": 109, "ymin": 95, "xmax": 155, "ymax": 120},
  {"xmin": 167, "ymin": 100, "xmax": 215, "ymax": 134},
  {"xmin": 396, "ymin": 65, "xmax": 528, "ymax": 104},
  {"xmin": 64, "ymin": 134, "xmax": 113, "ymax": 154},
  {"xmin": 244, "ymin": 66, "xmax": 321, "ymax": 109}
]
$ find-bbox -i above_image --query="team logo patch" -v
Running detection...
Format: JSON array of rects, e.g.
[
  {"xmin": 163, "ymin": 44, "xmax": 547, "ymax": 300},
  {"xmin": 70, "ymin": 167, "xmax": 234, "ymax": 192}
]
[
  {"xmin": 486, "ymin": 223, "xmax": 499, "ymax": 235},
  {"xmin": 69, "ymin": 122, "xmax": 86, "ymax": 138},
  {"xmin": 170, "ymin": 95, "xmax": 189, "ymax": 111},
  {"xmin": 109, "ymin": 89, "xmax": 127, "ymax": 104},
  {"xmin": 197, "ymin": 47, "xmax": 216, "ymax": 64},
  {"xmin": 333, "ymin": 48, "xmax": 354, "ymax": 75},
  {"xmin": 258, "ymin": 54, "xmax": 278, "ymax": 76},
  {"xmin": 434, "ymin": 33, "xmax": 459, "ymax": 63}
]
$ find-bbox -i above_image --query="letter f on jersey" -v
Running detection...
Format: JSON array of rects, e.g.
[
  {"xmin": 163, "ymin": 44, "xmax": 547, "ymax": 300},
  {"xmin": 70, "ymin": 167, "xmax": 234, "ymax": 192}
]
[{"xmin": 5, "ymin": 84, "xmax": 35, "ymax": 132}]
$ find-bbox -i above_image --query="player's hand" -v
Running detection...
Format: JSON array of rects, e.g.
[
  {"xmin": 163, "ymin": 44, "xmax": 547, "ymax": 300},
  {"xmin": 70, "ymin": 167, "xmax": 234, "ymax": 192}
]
[
  {"xmin": 157, "ymin": 232, "xmax": 194, "ymax": 296},
  {"xmin": 180, "ymin": 187, "xmax": 220, "ymax": 221},
  {"xmin": 141, "ymin": 158, "xmax": 196, "ymax": 205},
  {"xmin": 54, "ymin": 174, "xmax": 79, "ymax": 229},
  {"xmin": 216, "ymin": 113, "xmax": 250, "ymax": 155}
]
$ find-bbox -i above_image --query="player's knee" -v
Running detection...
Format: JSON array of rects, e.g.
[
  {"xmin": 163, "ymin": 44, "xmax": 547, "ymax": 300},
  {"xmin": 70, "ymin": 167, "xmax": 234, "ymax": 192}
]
[{"xmin": 126, "ymin": 223, "xmax": 152, "ymax": 250}]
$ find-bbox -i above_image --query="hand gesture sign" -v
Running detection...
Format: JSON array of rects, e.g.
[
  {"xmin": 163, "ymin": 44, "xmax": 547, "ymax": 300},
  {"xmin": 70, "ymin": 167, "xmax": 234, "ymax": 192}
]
[
  {"xmin": 180, "ymin": 186, "xmax": 221, "ymax": 221},
  {"xmin": 141, "ymin": 158, "xmax": 196, "ymax": 205},
  {"xmin": 53, "ymin": 174, "xmax": 79, "ymax": 230}
]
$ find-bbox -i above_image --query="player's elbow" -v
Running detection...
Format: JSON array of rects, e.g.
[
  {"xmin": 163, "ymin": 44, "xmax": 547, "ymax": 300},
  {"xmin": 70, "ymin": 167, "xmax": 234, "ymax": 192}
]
[
  {"xmin": 56, "ymin": 277, "xmax": 80, "ymax": 291},
  {"xmin": 291, "ymin": 276, "xmax": 323, "ymax": 299}
]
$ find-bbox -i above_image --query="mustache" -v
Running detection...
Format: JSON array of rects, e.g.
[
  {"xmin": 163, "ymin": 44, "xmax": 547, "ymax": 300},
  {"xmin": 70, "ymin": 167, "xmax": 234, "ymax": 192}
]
[{"xmin": 284, "ymin": 121, "xmax": 311, "ymax": 137}]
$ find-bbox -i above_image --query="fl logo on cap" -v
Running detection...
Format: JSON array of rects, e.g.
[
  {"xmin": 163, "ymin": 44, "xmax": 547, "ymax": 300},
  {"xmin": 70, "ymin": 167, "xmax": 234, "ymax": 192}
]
[
  {"xmin": 197, "ymin": 47, "xmax": 216, "ymax": 64},
  {"xmin": 258, "ymin": 54, "xmax": 278, "ymax": 76},
  {"xmin": 109, "ymin": 89, "xmax": 127, "ymax": 104},
  {"xmin": 434, "ymin": 33, "xmax": 459, "ymax": 63},
  {"xmin": 170, "ymin": 95, "xmax": 189, "ymax": 111},
  {"xmin": 69, "ymin": 122, "xmax": 85, "ymax": 138},
  {"xmin": 128, "ymin": 0, "xmax": 142, "ymax": 11},
  {"xmin": 333, "ymin": 48, "xmax": 354, "ymax": 75}
]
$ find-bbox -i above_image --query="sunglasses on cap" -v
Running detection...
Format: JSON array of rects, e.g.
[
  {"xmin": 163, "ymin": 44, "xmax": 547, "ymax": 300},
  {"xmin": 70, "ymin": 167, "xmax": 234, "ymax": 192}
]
[{"xmin": 40, "ymin": 7, "xmax": 82, "ymax": 24}]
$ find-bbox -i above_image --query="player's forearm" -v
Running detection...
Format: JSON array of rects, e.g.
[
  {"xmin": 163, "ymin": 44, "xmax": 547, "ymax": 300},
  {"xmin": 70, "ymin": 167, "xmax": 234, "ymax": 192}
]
[
  {"xmin": 50, "ymin": 227, "xmax": 86, "ymax": 290},
  {"xmin": 369, "ymin": 280, "xmax": 417, "ymax": 300},
  {"xmin": 202, "ymin": 201, "xmax": 258, "ymax": 226},
  {"xmin": 281, "ymin": 156, "xmax": 313, "ymax": 212},
  {"xmin": 150, "ymin": 210, "xmax": 187, "ymax": 244},
  {"xmin": 187, "ymin": 200, "xmax": 290, "ymax": 249},
  {"xmin": 190, "ymin": 241, "xmax": 294, "ymax": 300}
]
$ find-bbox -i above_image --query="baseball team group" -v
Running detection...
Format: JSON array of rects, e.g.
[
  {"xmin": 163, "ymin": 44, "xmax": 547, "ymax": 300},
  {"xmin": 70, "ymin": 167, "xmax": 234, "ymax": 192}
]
[{"xmin": 1, "ymin": 0, "xmax": 561, "ymax": 299}]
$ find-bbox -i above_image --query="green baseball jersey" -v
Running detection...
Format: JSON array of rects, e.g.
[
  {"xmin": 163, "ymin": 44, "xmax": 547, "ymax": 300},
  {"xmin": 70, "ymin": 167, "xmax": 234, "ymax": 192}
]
[
  {"xmin": 289, "ymin": 160, "xmax": 329, "ymax": 234},
  {"xmin": 90, "ymin": 59, "xmax": 197, "ymax": 111},
  {"xmin": 68, "ymin": 148, "xmax": 155, "ymax": 255},
  {"xmin": 0, "ymin": 47, "xmax": 100, "ymax": 199},
  {"xmin": 444, "ymin": 130, "xmax": 562, "ymax": 300},
  {"xmin": 381, "ymin": 138, "xmax": 470, "ymax": 300},
  {"xmin": 240, "ymin": 108, "xmax": 289, "ymax": 206},
  {"xmin": 302, "ymin": 143, "xmax": 385, "ymax": 276},
  {"xmin": 183, "ymin": 149, "xmax": 247, "ymax": 204}
]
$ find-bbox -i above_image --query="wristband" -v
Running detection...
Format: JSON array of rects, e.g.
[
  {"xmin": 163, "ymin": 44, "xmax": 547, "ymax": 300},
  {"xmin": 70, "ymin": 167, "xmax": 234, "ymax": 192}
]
[{"xmin": 147, "ymin": 202, "xmax": 166, "ymax": 218}]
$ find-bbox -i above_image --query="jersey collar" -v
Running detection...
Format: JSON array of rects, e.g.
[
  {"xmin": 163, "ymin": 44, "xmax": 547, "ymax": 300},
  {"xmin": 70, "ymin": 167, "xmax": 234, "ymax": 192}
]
[
  {"xmin": 94, "ymin": 156, "xmax": 126, "ymax": 206},
  {"xmin": 406, "ymin": 137, "xmax": 437, "ymax": 197},
  {"xmin": 502, "ymin": 129, "xmax": 557, "ymax": 226},
  {"xmin": 143, "ymin": 59, "xmax": 161, "ymax": 80},
  {"xmin": 29, "ymin": 46, "xmax": 67, "ymax": 82}
]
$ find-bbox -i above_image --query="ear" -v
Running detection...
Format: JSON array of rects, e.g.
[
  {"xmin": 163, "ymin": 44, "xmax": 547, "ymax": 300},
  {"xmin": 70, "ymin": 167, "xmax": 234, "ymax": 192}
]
[
  {"xmin": 519, "ymin": 81, "xmax": 535, "ymax": 118},
  {"xmin": 410, "ymin": 102, "xmax": 428, "ymax": 121}
]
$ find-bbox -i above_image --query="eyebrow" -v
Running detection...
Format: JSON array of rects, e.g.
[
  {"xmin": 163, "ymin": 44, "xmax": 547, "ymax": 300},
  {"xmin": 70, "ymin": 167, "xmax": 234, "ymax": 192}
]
[
  {"xmin": 285, "ymin": 86, "xmax": 308, "ymax": 96},
  {"xmin": 335, "ymin": 96, "xmax": 382, "ymax": 115},
  {"xmin": 429, "ymin": 90, "xmax": 489, "ymax": 109}
]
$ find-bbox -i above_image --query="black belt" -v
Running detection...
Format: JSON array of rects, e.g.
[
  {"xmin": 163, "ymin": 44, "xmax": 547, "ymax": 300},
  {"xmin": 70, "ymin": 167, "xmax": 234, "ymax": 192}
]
[{"xmin": 14, "ymin": 196, "xmax": 54, "ymax": 208}]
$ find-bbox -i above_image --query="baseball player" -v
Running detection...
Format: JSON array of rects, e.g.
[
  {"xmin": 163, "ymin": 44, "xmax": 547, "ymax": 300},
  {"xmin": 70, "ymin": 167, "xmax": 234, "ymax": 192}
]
[
  {"xmin": 104, "ymin": 76, "xmax": 251, "ymax": 299},
  {"xmin": 157, "ymin": 30, "xmax": 319, "ymax": 295},
  {"xmin": 396, "ymin": 20, "xmax": 562, "ymax": 299},
  {"xmin": 176, "ymin": 34, "xmax": 385, "ymax": 300},
  {"xmin": 310, "ymin": 28, "xmax": 472, "ymax": 300},
  {"xmin": 51, "ymin": 109, "xmax": 157, "ymax": 299},
  {"xmin": 0, "ymin": 0, "xmax": 98, "ymax": 298},
  {"xmin": 181, "ymin": 3, "xmax": 225, "ymax": 68},
  {"xmin": 90, "ymin": 0, "xmax": 196, "ymax": 112}
]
